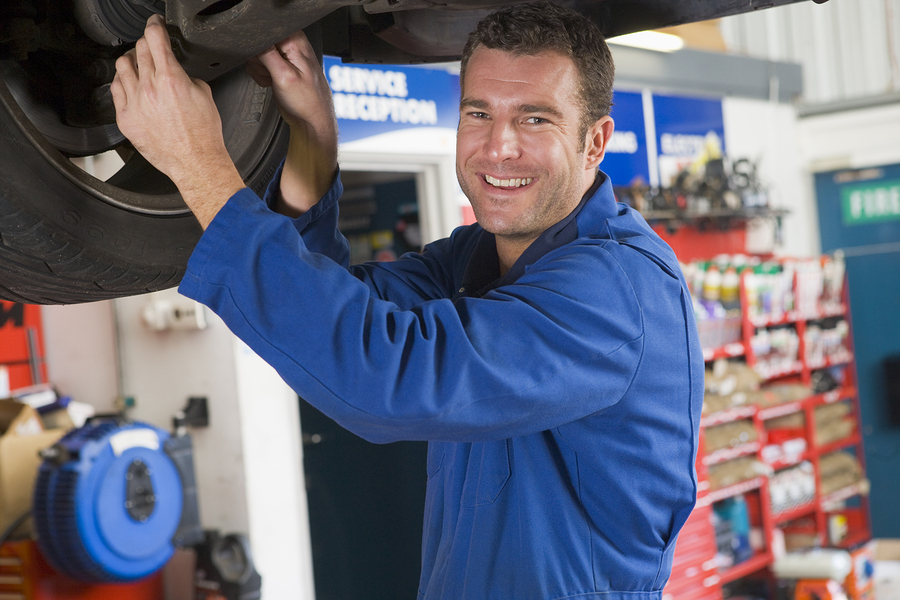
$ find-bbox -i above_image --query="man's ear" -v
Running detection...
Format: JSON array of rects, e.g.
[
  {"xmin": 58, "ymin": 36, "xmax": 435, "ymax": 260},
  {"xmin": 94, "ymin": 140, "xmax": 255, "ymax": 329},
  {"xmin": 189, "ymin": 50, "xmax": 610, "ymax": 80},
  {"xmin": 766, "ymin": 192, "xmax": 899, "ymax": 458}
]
[{"xmin": 584, "ymin": 116, "xmax": 615, "ymax": 170}]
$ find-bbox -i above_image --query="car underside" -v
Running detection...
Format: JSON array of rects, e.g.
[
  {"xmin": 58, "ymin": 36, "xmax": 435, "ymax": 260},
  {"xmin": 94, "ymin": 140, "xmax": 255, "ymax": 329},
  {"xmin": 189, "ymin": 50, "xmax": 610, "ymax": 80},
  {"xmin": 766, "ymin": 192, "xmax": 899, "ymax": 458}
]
[{"xmin": 0, "ymin": 0, "xmax": 812, "ymax": 304}]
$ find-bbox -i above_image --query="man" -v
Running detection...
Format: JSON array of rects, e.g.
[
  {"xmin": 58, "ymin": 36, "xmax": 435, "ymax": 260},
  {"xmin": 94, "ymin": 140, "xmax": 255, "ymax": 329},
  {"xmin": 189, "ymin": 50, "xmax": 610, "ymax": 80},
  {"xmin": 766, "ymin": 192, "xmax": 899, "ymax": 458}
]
[{"xmin": 112, "ymin": 3, "xmax": 704, "ymax": 599}]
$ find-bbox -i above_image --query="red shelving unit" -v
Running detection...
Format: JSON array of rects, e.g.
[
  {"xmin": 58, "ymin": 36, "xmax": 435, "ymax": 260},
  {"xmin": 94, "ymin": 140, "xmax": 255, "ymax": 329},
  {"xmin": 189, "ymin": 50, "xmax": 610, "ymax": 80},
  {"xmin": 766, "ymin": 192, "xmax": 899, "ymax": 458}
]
[{"xmin": 664, "ymin": 259, "xmax": 871, "ymax": 599}]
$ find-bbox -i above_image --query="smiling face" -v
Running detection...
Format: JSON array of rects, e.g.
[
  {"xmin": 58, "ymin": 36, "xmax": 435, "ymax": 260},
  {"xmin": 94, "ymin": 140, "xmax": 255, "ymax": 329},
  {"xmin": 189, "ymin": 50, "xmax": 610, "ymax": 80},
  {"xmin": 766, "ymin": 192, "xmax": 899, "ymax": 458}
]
[{"xmin": 456, "ymin": 47, "xmax": 612, "ymax": 264}]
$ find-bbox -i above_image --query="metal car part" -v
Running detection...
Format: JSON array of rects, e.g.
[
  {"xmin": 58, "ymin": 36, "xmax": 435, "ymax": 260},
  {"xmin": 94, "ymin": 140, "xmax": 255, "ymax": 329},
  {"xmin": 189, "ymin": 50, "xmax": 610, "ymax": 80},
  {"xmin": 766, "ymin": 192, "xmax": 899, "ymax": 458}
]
[
  {"xmin": 74, "ymin": 0, "xmax": 165, "ymax": 46},
  {"xmin": 64, "ymin": 0, "xmax": 820, "ymax": 82}
]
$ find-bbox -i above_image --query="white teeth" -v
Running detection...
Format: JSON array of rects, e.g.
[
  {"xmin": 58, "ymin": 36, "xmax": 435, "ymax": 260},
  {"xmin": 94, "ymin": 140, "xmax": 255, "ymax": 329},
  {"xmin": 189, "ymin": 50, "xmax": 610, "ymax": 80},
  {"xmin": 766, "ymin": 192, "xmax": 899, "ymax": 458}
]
[{"xmin": 485, "ymin": 175, "xmax": 533, "ymax": 188}]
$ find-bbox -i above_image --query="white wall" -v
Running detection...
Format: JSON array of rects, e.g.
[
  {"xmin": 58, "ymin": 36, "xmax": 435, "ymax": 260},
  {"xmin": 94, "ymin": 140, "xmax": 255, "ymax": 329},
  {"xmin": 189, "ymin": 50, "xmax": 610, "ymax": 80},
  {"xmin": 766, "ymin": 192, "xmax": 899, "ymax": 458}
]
[
  {"xmin": 797, "ymin": 102, "xmax": 900, "ymax": 173},
  {"xmin": 41, "ymin": 301, "xmax": 119, "ymax": 412},
  {"xmin": 115, "ymin": 289, "xmax": 315, "ymax": 600},
  {"xmin": 720, "ymin": 95, "xmax": 900, "ymax": 259},
  {"xmin": 722, "ymin": 96, "xmax": 820, "ymax": 258},
  {"xmin": 114, "ymin": 290, "xmax": 253, "ymax": 535}
]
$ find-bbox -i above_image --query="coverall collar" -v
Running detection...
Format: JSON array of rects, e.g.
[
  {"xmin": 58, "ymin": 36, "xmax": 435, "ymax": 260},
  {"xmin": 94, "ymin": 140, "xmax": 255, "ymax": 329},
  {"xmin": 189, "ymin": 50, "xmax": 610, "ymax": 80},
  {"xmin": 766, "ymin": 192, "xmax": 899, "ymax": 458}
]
[{"xmin": 459, "ymin": 170, "xmax": 615, "ymax": 298}]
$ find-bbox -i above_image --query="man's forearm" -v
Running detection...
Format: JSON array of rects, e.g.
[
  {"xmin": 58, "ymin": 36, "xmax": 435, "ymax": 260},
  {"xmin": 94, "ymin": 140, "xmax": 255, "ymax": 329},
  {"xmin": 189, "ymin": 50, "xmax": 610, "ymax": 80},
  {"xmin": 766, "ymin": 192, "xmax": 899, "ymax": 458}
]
[
  {"xmin": 111, "ymin": 15, "xmax": 247, "ymax": 231},
  {"xmin": 179, "ymin": 159, "xmax": 246, "ymax": 229},
  {"xmin": 275, "ymin": 122, "xmax": 338, "ymax": 218}
]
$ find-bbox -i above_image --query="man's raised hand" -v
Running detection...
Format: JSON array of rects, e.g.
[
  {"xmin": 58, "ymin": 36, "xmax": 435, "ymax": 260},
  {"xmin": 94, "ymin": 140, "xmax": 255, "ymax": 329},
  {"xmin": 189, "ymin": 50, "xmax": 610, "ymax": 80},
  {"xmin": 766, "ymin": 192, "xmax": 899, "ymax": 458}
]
[
  {"xmin": 246, "ymin": 31, "xmax": 338, "ymax": 216},
  {"xmin": 111, "ymin": 14, "xmax": 244, "ymax": 229}
]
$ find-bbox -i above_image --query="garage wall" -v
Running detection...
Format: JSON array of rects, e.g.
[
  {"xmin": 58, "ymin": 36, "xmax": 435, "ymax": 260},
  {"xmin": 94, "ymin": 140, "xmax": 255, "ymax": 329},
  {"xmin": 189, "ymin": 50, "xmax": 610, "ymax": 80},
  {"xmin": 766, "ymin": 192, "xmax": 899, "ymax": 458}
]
[
  {"xmin": 41, "ymin": 291, "xmax": 316, "ymax": 600},
  {"xmin": 115, "ymin": 289, "xmax": 315, "ymax": 600},
  {"xmin": 720, "ymin": 0, "xmax": 900, "ymax": 105},
  {"xmin": 722, "ymin": 96, "xmax": 818, "ymax": 258},
  {"xmin": 797, "ymin": 102, "xmax": 900, "ymax": 172},
  {"xmin": 41, "ymin": 301, "xmax": 119, "ymax": 412},
  {"xmin": 718, "ymin": 93, "xmax": 900, "ymax": 260}
]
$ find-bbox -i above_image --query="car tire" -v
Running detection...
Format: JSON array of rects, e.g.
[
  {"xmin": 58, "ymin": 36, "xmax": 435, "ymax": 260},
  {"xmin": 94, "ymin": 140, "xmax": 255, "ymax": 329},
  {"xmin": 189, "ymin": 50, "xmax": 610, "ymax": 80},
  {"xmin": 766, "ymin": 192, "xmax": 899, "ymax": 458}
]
[{"xmin": 0, "ymin": 60, "xmax": 287, "ymax": 304}]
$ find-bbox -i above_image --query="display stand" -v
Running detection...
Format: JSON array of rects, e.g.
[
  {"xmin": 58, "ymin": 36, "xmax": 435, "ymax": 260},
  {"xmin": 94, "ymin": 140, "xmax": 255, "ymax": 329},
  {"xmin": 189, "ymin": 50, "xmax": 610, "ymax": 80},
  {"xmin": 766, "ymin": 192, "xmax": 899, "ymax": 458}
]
[{"xmin": 664, "ymin": 261, "xmax": 871, "ymax": 600}]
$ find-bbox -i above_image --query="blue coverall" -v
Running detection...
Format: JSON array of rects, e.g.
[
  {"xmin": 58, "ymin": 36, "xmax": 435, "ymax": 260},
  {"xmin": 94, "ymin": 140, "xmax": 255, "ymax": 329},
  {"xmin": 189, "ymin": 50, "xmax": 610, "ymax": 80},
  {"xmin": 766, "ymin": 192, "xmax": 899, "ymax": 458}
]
[{"xmin": 179, "ymin": 166, "xmax": 704, "ymax": 600}]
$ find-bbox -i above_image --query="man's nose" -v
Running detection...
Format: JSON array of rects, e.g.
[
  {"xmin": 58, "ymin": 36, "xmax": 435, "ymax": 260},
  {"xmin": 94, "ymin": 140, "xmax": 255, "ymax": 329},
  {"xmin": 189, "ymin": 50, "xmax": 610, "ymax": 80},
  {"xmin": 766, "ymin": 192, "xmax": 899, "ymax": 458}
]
[{"xmin": 484, "ymin": 122, "xmax": 521, "ymax": 161}]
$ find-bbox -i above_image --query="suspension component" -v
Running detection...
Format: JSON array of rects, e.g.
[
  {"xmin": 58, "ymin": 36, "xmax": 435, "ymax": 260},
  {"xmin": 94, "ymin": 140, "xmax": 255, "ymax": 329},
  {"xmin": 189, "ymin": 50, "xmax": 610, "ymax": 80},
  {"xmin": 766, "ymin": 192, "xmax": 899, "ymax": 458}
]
[{"xmin": 73, "ymin": 0, "xmax": 165, "ymax": 46}]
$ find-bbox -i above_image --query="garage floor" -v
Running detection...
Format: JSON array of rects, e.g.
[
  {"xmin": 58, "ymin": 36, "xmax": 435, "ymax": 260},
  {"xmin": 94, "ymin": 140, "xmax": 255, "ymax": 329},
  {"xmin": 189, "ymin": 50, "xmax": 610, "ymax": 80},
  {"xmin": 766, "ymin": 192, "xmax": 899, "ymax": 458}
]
[{"xmin": 877, "ymin": 559, "xmax": 900, "ymax": 600}]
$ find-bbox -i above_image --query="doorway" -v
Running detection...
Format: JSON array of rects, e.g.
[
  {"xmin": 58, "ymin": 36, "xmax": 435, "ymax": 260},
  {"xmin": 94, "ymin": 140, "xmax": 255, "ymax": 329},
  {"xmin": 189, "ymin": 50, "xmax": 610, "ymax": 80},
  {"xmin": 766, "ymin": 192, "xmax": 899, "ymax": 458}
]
[{"xmin": 299, "ymin": 169, "xmax": 429, "ymax": 600}]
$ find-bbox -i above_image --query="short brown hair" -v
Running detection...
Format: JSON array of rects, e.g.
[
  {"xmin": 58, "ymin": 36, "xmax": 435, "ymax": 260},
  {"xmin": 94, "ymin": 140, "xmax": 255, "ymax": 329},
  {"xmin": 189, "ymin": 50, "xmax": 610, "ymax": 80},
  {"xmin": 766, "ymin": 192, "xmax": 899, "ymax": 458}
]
[{"xmin": 459, "ymin": 1, "xmax": 615, "ymax": 144}]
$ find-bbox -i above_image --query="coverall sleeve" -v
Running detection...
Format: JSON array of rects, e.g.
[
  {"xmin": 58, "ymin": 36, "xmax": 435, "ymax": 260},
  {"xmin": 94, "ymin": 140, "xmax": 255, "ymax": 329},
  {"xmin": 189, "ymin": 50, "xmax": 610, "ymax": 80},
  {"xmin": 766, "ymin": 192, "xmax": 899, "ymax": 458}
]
[
  {"xmin": 260, "ymin": 160, "xmax": 350, "ymax": 266},
  {"xmin": 179, "ymin": 187, "xmax": 646, "ymax": 444},
  {"xmin": 260, "ymin": 161, "xmax": 455, "ymax": 308}
]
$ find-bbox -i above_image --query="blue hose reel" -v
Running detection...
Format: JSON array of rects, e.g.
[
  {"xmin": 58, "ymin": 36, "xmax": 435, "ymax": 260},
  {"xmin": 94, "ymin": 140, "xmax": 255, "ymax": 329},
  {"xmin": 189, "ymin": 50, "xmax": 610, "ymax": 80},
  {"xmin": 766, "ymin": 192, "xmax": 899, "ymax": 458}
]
[{"xmin": 33, "ymin": 419, "xmax": 185, "ymax": 582}]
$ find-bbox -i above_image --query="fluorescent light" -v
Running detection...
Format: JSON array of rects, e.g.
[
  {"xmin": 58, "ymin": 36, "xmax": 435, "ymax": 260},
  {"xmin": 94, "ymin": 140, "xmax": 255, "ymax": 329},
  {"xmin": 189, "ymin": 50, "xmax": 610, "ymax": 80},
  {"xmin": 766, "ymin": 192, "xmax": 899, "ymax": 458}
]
[{"xmin": 607, "ymin": 31, "xmax": 685, "ymax": 53}]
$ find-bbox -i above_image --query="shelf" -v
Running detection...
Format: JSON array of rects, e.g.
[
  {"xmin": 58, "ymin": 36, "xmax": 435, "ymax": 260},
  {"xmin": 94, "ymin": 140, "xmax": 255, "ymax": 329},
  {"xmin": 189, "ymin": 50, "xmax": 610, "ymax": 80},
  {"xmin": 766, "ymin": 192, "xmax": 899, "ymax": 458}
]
[
  {"xmin": 702, "ymin": 406, "xmax": 758, "ymax": 428},
  {"xmin": 750, "ymin": 313, "xmax": 795, "ymax": 328},
  {"xmin": 815, "ymin": 433, "xmax": 862, "ymax": 455},
  {"xmin": 703, "ymin": 342, "xmax": 746, "ymax": 362},
  {"xmin": 748, "ymin": 304, "xmax": 847, "ymax": 328},
  {"xmin": 807, "ymin": 351, "xmax": 854, "ymax": 370},
  {"xmin": 757, "ymin": 401, "xmax": 804, "ymax": 421},
  {"xmin": 640, "ymin": 207, "xmax": 789, "ymax": 223},
  {"xmin": 761, "ymin": 445, "xmax": 808, "ymax": 470},
  {"xmin": 680, "ymin": 258, "xmax": 869, "ymax": 596},
  {"xmin": 718, "ymin": 552, "xmax": 773, "ymax": 585},
  {"xmin": 816, "ymin": 386, "xmax": 857, "ymax": 405},
  {"xmin": 703, "ymin": 442, "xmax": 761, "ymax": 466},
  {"xmin": 772, "ymin": 501, "xmax": 818, "ymax": 524},
  {"xmin": 816, "ymin": 303, "xmax": 847, "ymax": 319},
  {"xmin": 833, "ymin": 529, "xmax": 872, "ymax": 550},
  {"xmin": 752, "ymin": 360, "xmax": 803, "ymax": 379},
  {"xmin": 821, "ymin": 481, "xmax": 870, "ymax": 510},
  {"xmin": 700, "ymin": 385, "xmax": 858, "ymax": 436},
  {"xmin": 698, "ymin": 476, "xmax": 766, "ymax": 507}
]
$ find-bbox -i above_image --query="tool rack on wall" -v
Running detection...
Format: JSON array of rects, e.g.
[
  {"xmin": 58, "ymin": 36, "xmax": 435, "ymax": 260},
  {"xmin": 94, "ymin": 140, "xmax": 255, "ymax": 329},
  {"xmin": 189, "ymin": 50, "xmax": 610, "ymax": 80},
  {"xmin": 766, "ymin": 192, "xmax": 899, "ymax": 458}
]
[{"xmin": 664, "ymin": 258, "xmax": 871, "ymax": 600}]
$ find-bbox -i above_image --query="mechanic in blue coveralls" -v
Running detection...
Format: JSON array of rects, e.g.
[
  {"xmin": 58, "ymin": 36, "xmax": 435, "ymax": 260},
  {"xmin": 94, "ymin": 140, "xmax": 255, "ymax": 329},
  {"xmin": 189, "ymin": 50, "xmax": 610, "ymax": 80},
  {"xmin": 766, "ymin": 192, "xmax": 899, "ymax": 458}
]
[{"xmin": 112, "ymin": 3, "xmax": 704, "ymax": 598}]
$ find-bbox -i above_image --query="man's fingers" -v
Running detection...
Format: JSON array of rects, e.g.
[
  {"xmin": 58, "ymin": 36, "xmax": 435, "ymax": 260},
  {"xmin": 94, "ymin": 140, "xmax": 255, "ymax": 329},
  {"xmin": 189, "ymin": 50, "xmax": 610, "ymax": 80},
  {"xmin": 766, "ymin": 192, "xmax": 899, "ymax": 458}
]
[
  {"xmin": 134, "ymin": 37, "xmax": 155, "ymax": 78},
  {"xmin": 114, "ymin": 50, "xmax": 138, "ymax": 92},
  {"xmin": 245, "ymin": 58, "xmax": 273, "ymax": 88},
  {"xmin": 256, "ymin": 45, "xmax": 302, "ymax": 86},
  {"xmin": 110, "ymin": 73, "xmax": 126, "ymax": 111},
  {"xmin": 275, "ymin": 32, "xmax": 318, "ymax": 72},
  {"xmin": 142, "ymin": 14, "xmax": 184, "ymax": 75}
]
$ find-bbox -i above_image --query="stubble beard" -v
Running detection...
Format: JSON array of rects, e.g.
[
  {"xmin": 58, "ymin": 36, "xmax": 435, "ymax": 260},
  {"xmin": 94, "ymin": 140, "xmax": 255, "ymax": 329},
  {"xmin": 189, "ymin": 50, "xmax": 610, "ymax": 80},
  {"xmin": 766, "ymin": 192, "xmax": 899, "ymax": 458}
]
[{"xmin": 457, "ymin": 162, "xmax": 584, "ymax": 243}]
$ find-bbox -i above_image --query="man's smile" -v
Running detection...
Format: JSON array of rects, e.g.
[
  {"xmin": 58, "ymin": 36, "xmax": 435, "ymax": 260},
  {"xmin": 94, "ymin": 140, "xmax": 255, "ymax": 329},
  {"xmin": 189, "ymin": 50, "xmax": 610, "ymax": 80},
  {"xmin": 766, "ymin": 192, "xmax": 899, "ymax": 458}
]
[{"xmin": 483, "ymin": 174, "xmax": 535, "ymax": 189}]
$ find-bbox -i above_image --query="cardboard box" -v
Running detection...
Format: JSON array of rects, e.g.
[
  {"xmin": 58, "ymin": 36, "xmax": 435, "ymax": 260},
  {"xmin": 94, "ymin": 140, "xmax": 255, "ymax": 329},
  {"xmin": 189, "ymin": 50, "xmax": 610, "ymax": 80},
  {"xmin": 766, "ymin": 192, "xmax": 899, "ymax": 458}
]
[
  {"xmin": 875, "ymin": 539, "xmax": 900, "ymax": 562},
  {"xmin": 0, "ymin": 399, "xmax": 66, "ymax": 537}
]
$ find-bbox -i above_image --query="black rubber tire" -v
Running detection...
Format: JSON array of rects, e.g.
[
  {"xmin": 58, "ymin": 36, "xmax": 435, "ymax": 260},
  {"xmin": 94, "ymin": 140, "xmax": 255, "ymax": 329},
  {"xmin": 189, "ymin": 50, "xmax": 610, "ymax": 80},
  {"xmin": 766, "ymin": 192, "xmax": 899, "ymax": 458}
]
[{"xmin": 0, "ymin": 61, "xmax": 287, "ymax": 305}]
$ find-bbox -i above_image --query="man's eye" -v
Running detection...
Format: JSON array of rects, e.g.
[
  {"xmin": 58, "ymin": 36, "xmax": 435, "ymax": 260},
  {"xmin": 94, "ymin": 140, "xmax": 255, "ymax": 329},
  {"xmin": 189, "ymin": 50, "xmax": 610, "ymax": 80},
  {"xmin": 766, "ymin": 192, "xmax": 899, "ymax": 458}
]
[
  {"xmin": 469, "ymin": 112, "xmax": 489, "ymax": 119},
  {"xmin": 525, "ymin": 116, "xmax": 549, "ymax": 124}
]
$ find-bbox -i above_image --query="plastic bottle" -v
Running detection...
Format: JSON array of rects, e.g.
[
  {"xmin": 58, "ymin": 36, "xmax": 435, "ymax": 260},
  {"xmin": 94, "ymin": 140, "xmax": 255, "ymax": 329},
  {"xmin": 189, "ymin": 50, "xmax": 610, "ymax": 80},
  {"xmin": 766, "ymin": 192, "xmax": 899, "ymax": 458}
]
[
  {"xmin": 703, "ymin": 263, "xmax": 722, "ymax": 302},
  {"xmin": 692, "ymin": 262, "xmax": 707, "ymax": 302},
  {"xmin": 721, "ymin": 265, "xmax": 741, "ymax": 311}
]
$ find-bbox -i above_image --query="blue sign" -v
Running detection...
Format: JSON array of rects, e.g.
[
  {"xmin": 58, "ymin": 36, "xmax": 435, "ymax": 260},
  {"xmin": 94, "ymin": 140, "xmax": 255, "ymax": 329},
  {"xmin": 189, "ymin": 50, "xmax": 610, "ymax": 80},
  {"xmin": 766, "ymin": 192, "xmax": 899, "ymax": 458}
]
[
  {"xmin": 652, "ymin": 93, "xmax": 725, "ymax": 186},
  {"xmin": 604, "ymin": 90, "xmax": 650, "ymax": 187},
  {"xmin": 324, "ymin": 57, "xmax": 460, "ymax": 144}
]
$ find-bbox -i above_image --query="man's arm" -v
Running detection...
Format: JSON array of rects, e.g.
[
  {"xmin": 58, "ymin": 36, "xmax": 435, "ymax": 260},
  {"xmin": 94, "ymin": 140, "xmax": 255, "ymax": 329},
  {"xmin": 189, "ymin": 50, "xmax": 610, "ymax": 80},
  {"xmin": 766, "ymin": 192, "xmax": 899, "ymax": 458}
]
[
  {"xmin": 246, "ymin": 31, "xmax": 338, "ymax": 217},
  {"xmin": 111, "ymin": 15, "xmax": 243, "ymax": 229},
  {"xmin": 111, "ymin": 15, "xmax": 337, "ymax": 226}
]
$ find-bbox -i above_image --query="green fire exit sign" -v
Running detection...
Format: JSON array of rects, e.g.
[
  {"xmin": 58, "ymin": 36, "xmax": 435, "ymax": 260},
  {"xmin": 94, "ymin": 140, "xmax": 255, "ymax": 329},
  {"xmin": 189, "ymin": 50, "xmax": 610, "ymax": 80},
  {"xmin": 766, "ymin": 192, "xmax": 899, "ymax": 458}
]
[{"xmin": 841, "ymin": 180, "xmax": 900, "ymax": 225}]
